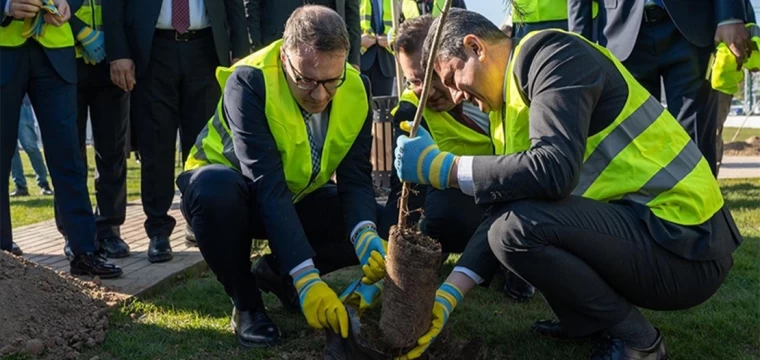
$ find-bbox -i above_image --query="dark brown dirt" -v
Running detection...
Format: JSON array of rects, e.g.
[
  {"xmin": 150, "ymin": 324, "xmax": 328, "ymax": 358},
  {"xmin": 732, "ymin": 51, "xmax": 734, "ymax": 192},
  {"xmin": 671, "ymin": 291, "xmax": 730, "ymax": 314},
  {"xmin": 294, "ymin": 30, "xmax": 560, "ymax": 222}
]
[
  {"xmin": 0, "ymin": 252, "xmax": 120, "ymax": 359},
  {"xmin": 724, "ymin": 136, "xmax": 760, "ymax": 156},
  {"xmin": 380, "ymin": 226, "xmax": 442, "ymax": 349}
]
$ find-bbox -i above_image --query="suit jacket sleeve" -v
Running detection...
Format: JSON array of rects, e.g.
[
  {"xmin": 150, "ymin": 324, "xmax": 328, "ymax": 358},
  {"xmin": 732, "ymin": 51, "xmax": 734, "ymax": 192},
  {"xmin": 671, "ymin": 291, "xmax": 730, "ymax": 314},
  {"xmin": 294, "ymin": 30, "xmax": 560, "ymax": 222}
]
[
  {"xmin": 244, "ymin": 0, "xmax": 262, "ymax": 51},
  {"xmin": 567, "ymin": 0, "xmax": 594, "ymax": 40},
  {"xmin": 103, "ymin": 0, "xmax": 130, "ymax": 61},
  {"xmin": 336, "ymin": 75, "xmax": 378, "ymax": 236},
  {"xmin": 224, "ymin": 0, "xmax": 250, "ymax": 59},
  {"xmin": 66, "ymin": 0, "xmax": 85, "ymax": 38},
  {"xmin": 715, "ymin": 0, "xmax": 746, "ymax": 24},
  {"xmin": 346, "ymin": 0, "xmax": 361, "ymax": 66},
  {"xmin": 225, "ymin": 66, "xmax": 316, "ymax": 273},
  {"xmin": 469, "ymin": 31, "xmax": 598, "ymax": 205}
]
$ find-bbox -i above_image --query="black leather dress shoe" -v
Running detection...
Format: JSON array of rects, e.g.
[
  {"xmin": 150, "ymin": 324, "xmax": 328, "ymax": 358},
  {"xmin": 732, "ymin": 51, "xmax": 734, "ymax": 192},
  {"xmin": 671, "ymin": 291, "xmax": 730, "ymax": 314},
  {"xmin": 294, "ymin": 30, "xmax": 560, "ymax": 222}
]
[
  {"xmin": 39, "ymin": 184, "xmax": 54, "ymax": 196},
  {"xmin": 532, "ymin": 320, "xmax": 603, "ymax": 341},
  {"xmin": 591, "ymin": 331, "xmax": 667, "ymax": 360},
  {"xmin": 185, "ymin": 224, "xmax": 196, "ymax": 243},
  {"xmin": 253, "ymin": 255, "xmax": 300, "ymax": 313},
  {"xmin": 70, "ymin": 252, "xmax": 123, "ymax": 279},
  {"xmin": 231, "ymin": 307, "xmax": 280, "ymax": 348},
  {"xmin": 148, "ymin": 235, "xmax": 173, "ymax": 263},
  {"xmin": 100, "ymin": 236, "xmax": 131, "ymax": 258},
  {"xmin": 504, "ymin": 270, "xmax": 536, "ymax": 301},
  {"xmin": 10, "ymin": 242, "xmax": 23, "ymax": 256}
]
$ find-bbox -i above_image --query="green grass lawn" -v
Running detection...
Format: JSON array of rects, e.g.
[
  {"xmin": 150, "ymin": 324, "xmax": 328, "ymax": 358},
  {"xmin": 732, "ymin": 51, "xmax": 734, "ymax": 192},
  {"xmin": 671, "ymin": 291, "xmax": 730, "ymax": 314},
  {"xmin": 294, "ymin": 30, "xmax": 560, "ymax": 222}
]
[
  {"xmin": 5, "ymin": 155, "xmax": 760, "ymax": 359},
  {"xmin": 8, "ymin": 148, "xmax": 145, "ymax": 227},
  {"xmin": 723, "ymin": 127, "xmax": 760, "ymax": 144}
]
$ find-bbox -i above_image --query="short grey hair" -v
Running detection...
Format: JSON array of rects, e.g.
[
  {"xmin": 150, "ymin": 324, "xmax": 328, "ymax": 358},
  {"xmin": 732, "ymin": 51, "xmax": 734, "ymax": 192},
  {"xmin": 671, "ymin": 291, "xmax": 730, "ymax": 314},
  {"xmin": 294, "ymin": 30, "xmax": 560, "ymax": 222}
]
[
  {"xmin": 422, "ymin": 9, "xmax": 507, "ymax": 65},
  {"xmin": 283, "ymin": 5, "xmax": 350, "ymax": 55}
]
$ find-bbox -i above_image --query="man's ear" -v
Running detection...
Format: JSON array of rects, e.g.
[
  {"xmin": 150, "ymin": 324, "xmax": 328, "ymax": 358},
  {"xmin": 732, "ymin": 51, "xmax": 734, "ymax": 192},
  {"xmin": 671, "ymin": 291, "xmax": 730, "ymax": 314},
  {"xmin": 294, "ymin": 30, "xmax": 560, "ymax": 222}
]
[{"xmin": 463, "ymin": 34, "xmax": 486, "ymax": 61}]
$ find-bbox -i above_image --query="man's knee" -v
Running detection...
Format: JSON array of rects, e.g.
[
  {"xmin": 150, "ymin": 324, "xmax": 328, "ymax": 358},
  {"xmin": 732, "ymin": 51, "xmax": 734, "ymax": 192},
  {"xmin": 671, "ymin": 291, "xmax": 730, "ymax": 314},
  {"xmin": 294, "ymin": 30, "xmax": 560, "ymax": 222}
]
[
  {"xmin": 182, "ymin": 165, "xmax": 249, "ymax": 214},
  {"xmin": 487, "ymin": 200, "xmax": 545, "ymax": 255}
]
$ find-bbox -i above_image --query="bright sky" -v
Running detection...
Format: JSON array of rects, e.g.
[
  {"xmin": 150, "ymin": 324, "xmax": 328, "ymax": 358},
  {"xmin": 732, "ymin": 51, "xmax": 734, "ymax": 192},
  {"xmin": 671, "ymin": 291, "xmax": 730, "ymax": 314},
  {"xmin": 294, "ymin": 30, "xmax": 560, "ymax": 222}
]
[
  {"xmin": 467, "ymin": 0, "xmax": 509, "ymax": 26},
  {"xmin": 752, "ymin": 0, "xmax": 760, "ymax": 21}
]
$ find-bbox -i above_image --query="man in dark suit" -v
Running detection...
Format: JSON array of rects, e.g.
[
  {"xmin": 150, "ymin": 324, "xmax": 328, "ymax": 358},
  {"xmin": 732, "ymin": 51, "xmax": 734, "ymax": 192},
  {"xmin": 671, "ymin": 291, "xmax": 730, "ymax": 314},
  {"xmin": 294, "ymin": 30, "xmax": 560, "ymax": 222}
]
[
  {"xmin": 177, "ymin": 6, "xmax": 384, "ymax": 348},
  {"xmin": 360, "ymin": 0, "xmax": 396, "ymax": 96},
  {"xmin": 568, "ymin": 0, "xmax": 750, "ymax": 175},
  {"xmin": 105, "ymin": 0, "xmax": 249, "ymax": 263},
  {"xmin": 394, "ymin": 10, "xmax": 741, "ymax": 359},
  {"xmin": 1, "ymin": 0, "xmax": 122, "ymax": 278},
  {"xmin": 245, "ymin": 0, "xmax": 361, "ymax": 69}
]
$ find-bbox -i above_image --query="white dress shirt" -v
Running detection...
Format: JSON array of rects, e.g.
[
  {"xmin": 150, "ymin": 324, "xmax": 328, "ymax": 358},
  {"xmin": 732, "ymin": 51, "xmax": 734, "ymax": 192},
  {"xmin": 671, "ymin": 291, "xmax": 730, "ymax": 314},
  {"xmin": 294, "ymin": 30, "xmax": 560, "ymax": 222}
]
[{"xmin": 156, "ymin": 0, "xmax": 211, "ymax": 30}]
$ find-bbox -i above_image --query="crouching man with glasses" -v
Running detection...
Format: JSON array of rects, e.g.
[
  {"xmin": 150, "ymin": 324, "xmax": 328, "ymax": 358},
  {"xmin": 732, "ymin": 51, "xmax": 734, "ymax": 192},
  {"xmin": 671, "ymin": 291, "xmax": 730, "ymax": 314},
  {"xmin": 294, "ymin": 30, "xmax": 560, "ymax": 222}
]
[{"xmin": 176, "ymin": 5, "xmax": 385, "ymax": 348}]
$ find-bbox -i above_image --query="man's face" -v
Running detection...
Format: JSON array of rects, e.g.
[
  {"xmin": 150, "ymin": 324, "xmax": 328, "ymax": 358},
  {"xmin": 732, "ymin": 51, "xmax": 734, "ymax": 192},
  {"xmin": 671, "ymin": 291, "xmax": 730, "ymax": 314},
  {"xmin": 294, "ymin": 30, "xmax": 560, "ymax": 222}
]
[
  {"xmin": 281, "ymin": 48, "xmax": 347, "ymax": 114},
  {"xmin": 434, "ymin": 37, "xmax": 505, "ymax": 113},
  {"xmin": 398, "ymin": 49, "xmax": 456, "ymax": 112}
]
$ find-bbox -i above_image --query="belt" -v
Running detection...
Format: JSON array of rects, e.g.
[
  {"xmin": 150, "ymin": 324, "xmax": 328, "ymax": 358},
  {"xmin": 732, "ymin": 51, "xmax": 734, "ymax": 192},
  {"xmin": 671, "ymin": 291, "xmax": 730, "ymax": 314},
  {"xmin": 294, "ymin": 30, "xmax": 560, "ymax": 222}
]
[
  {"xmin": 154, "ymin": 28, "xmax": 212, "ymax": 42},
  {"xmin": 643, "ymin": 5, "xmax": 668, "ymax": 23}
]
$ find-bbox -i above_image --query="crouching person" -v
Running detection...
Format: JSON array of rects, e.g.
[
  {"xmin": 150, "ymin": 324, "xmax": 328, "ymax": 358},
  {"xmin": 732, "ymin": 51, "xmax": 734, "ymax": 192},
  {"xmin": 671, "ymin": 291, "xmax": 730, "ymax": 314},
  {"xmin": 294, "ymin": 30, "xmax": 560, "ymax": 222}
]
[{"xmin": 177, "ymin": 5, "xmax": 387, "ymax": 348}]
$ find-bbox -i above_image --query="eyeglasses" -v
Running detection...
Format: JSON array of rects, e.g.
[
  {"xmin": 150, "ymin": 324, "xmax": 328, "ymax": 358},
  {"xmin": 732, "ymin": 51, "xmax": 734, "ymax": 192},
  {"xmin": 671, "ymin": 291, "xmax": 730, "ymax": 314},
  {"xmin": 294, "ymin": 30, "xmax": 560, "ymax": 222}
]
[{"xmin": 285, "ymin": 54, "xmax": 346, "ymax": 91}]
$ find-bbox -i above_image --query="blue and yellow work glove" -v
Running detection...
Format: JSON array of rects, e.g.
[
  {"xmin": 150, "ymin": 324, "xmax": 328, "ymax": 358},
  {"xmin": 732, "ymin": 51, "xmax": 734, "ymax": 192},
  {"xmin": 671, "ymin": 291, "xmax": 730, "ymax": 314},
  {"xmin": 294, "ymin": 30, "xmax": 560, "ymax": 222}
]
[
  {"xmin": 353, "ymin": 226, "xmax": 388, "ymax": 284},
  {"xmin": 397, "ymin": 282, "xmax": 464, "ymax": 360},
  {"xmin": 76, "ymin": 26, "xmax": 106, "ymax": 65},
  {"xmin": 21, "ymin": 0, "xmax": 61, "ymax": 39},
  {"xmin": 339, "ymin": 279, "xmax": 384, "ymax": 316},
  {"xmin": 293, "ymin": 268, "xmax": 349, "ymax": 338},
  {"xmin": 394, "ymin": 121, "xmax": 457, "ymax": 190}
]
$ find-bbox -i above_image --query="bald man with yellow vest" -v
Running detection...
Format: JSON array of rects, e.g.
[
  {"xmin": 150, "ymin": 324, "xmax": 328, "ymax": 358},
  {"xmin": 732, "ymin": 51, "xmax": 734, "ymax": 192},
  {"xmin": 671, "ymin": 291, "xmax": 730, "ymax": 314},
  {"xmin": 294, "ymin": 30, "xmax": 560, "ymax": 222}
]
[
  {"xmin": 394, "ymin": 9, "xmax": 742, "ymax": 360},
  {"xmin": 178, "ymin": 5, "xmax": 384, "ymax": 348}
]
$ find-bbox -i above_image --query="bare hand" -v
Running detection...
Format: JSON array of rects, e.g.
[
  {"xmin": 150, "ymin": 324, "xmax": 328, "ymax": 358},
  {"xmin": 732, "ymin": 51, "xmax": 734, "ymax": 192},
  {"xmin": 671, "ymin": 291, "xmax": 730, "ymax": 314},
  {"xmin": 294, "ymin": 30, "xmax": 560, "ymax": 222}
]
[
  {"xmin": 9, "ymin": 0, "xmax": 42, "ymax": 19},
  {"xmin": 361, "ymin": 33, "xmax": 376, "ymax": 49},
  {"xmin": 377, "ymin": 35, "xmax": 389, "ymax": 49},
  {"xmin": 110, "ymin": 59, "xmax": 137, "ymax": 92},
  {"xmin": 716, "ymin": 23, "xmax": 750, "ymax": 69},
  {"xmin": 43, "ymin": 0, "xmax": 69, "ymax": 26}
]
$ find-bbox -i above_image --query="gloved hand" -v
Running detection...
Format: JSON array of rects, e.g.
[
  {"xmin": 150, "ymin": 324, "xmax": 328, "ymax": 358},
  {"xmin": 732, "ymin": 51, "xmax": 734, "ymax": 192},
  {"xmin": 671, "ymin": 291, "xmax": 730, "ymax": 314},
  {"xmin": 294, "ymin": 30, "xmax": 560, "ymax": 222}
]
[
  {"xmin": 77, "ymin": 26, "xmax": 106, "ymax": 65},
  {"xmin": 339, "ymin": 278, "xmax": 384, "ymax": 316},
  {"xmin": 397, "ymin": 282, "xmax": 464, "ymax": 360},
  {"xmin": 21, "ymin": 0, "xmax": 61, "ymax": 39},
  {"xmin": 711, "ymin": 43, "xmax": 744, "ymax": 94},
  {"xmin": 395, "ymin": 121, "xmax": 457, "ymax": 189},
  {"xmin": 353, "ymin": 226, "xmax": 388, "ymax": 284},
  {"xmin": 293, "ymin": 268, "xmax": 349, "ymax": 338}
]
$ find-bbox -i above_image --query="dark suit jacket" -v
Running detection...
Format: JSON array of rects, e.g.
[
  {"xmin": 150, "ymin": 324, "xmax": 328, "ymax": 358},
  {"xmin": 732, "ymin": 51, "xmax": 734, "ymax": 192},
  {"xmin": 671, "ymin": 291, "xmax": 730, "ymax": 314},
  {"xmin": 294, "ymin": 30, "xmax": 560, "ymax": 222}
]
[
  {"xmin": 245, "ymin": 0, "xmax": 361, "ymax": 66},
  {"xmin": 105, "ymin": 0, "xmax": 249, "ymax": 78},
  {"xmin": 568, "ymin": 0, "xmax": 747, "ymax": 61},
  {"xmin": 220, "ymin": 65, "xmax": 377, "ymax": 270},
  {"xmin": 0, "ymin": 0, "xmax": 83, "ymax": 86}
]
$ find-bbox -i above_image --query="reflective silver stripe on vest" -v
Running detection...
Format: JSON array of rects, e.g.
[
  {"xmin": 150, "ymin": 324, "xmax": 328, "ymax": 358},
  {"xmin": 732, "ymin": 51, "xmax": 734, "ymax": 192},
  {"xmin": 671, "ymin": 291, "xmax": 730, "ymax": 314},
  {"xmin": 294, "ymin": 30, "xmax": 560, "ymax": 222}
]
[
  {"xmin": 191, "ymin": 124, "xmax": 210, "ymax": 163},
  {"xmin": 622, "ymin": 140, "xmax": 702, "ymax": 205},
  {"xmin": 212, "ymin": 115, "xmax": 241, "ymax": 169},
  {"xmin": 361, "ymin": 15, "xmax": 372, "ymax": 21},
  {"xmin": 748, "ymin": 24, "xmax": 760, "ymax": 38},
  {"xmin": 572, "ymin": 96, "xmax": 664, "ymax": 196}
]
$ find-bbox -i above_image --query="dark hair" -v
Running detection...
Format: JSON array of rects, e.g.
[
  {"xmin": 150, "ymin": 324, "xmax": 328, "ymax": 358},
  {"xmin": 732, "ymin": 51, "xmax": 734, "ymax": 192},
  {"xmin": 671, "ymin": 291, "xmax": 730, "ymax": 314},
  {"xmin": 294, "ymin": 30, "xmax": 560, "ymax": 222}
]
[
  {"xmin": 421, "ymin": 8, "xmax": 507, "ymax": 64},
  {"xmin": 283, "ymin": 5, "xmax": 350, "ymax": 55},
  {"xmin": 394, "ymin": 15, "xmax": 434, "ymax": 55}
]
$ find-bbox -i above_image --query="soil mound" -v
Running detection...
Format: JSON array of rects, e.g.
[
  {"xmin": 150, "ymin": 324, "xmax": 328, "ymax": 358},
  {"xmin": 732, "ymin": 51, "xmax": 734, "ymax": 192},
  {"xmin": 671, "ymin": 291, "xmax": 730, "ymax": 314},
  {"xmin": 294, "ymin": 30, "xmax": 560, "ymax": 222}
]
[
  {"xmin": 0, "ymin": 252, "xmax": 119, "ymax": 359},
  {"xmin": 724, "ymin": 136, "xmax": 760, "ymax": 156}
]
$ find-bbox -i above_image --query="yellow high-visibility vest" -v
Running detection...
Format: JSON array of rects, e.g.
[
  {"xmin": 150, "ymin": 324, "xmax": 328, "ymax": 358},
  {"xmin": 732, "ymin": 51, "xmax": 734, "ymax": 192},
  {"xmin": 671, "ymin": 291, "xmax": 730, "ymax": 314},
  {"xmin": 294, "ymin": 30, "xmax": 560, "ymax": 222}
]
[
  {"xmin": 185, "ymin": 40, "xmax": 370, "ymax": 203},
  {"xmin": 513, "ymin": 0, "xmax": 599, "ymax": 24},
  {"xmin": 73, "ymin": 0, "xmax": 102, "ymax": 58},
  {"xmin": 393, "ymin": 89, "xmax": 493, "ymax": 155},
  {"xmin": 490, "ymin": 30, "xmax": 723, "ymax": 226},
  {"xmin": 0, "ymin": 16, "xmax": 74, "ymax": 49}
]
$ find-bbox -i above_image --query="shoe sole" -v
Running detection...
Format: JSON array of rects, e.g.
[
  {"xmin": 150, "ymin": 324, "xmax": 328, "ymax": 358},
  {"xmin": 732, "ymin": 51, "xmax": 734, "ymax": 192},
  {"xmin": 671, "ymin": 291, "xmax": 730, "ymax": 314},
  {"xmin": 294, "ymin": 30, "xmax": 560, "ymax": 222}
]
[
  {"xmin": 148, "ymin": 254, "xmax": 174, "ymax": 263},
  {"xmin": 70, "ymin": 268, "xmax": 123, "ymax": 279},
  {"xmin": 105, "ymin": 251, "xmax": 131, "ymax": 259}
]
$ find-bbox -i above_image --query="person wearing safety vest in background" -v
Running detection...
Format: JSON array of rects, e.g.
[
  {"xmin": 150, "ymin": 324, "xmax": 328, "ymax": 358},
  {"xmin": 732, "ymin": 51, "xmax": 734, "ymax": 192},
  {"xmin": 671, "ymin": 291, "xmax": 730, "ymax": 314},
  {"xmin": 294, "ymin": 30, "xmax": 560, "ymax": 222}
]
[
  {"xmin": 178, "ymin": 6, "xmax": 385, "ymax": 349},
  {"xmin": 53, "ymin": 0, "xmax": 131, "ymax": 260},
  {"xmin": 360, "ymin": 0, "xmax": 413, "ymax": 96},
  {"xmin": 511, "ymin": 0, "xmax": 597, "ymax": 40},
  {"xmin": 0, "ymin": 0, "xmax": 123, "ymax": 279},
  {"xmin": 394, "ymin": 9, "xmax": 743, "ymax": 360},
  {"xmin": 377, "ymin": 15, "xmax": 536, "ymax": 303},
  {"xmin": 711, "ymin": 1, "xmax": 757, "ymax": 173}
]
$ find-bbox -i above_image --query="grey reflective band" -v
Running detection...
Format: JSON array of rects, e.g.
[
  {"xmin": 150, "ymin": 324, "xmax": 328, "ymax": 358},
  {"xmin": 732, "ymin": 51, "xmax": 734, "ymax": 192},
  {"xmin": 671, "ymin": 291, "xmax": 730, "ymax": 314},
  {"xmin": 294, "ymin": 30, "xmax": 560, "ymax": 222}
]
[
  {"xmin": 191, "ymin": 125, "xmax": 210, "ymax": 163},
  {"xmin": 748, "ymin": 24, "xmax": 760, "ymax": 38},
  {"xmin": 572, "ymin": 96, "xmax": 664, "ymax": 196},
  {"xmin": 622, "ymin": 140, "xmax": 702, "ymax": 205},
  {"xmin": 211, "ymin": 113, "xmax": 241, "ymax": 169},
  {"xmin": 361, "ymin": 15, "xmax": 372, "ymax": 21}
]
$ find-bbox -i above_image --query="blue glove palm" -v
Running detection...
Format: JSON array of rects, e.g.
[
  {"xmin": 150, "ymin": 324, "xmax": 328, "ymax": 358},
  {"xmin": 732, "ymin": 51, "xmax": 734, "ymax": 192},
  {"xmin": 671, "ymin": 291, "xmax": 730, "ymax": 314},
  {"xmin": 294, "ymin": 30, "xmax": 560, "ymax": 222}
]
[
  {"xmin": 354, "ymin": 227, "xmax": 387, "ymax": 284},
  {"xmin": 77, "ymin": 27, "xmax": 106, "ymax": 65},
  {"xmin": 394, "ymin": 121, "xmax": 456, "ymax": 189},
  {"xmin": 339, "ymin": 279, "xmax": 384, "ymax": 316}
]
